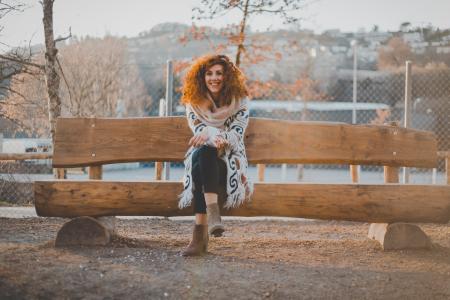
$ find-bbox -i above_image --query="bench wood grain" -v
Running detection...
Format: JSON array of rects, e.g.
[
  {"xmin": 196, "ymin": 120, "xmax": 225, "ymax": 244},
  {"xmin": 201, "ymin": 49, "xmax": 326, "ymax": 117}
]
[
  {"xmin": 35, "ymin": 180, "xmax": 450, "ymax": 223},
  {"xmin": 52, "ymin": 117, "xmax": 438, "ymax": 168}
]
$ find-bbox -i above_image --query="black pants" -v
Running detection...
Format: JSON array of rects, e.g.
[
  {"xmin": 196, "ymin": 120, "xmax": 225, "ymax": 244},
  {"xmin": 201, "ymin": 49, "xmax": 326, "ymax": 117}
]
[{"xmin": 191, "ymin": 145, "xmax": 227, "ymax": 214}]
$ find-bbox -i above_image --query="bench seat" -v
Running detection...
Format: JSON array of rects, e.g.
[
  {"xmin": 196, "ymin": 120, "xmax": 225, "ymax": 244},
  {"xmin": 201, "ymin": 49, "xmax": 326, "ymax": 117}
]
[
  {"xmin": 35, "ymin": 180, "xmax": 450, "ymax": 223},
  {"xmin": 34, "ymin": 116, "xmax": 449, "ymax": 249}
]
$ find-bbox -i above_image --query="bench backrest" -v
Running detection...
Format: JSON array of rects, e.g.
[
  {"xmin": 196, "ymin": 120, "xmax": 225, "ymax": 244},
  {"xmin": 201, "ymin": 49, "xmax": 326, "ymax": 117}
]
[{"xmin": 52, "ymin": 117, "xmax": 438, "ymax": 168}]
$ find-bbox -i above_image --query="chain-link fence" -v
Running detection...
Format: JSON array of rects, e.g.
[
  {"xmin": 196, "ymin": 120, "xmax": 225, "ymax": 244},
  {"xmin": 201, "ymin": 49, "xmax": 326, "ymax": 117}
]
[
  {"xmin": 1, "ymin": 62, "xmax": 449, "ymax": 206},
  {"xmin": 247, "ymin": 68, "xmax": 448, "ymax": 185}
]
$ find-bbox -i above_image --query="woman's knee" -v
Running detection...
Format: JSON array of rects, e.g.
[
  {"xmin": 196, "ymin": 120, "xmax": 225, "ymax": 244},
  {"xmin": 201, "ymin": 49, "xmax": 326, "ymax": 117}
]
[
  {"xmin": 195, "ymin": 145, "xmax": 217, "ymax": 160},
  {"xmin": 198, "ymin": 145, "xmax": 217, "ymax": 154}
]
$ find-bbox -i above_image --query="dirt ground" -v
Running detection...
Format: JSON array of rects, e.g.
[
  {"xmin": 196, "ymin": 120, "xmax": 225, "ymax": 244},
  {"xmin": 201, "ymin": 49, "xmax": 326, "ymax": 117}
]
[{"xmin": 1, "ymin": 217, "xmax": 450, "ymax": 300}]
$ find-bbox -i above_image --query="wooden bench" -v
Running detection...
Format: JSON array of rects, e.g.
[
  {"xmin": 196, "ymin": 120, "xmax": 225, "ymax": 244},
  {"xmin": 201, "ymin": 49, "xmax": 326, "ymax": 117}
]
[{"xmin": 34, "ymin": 117, "xmax": 450, "ymax": 249}]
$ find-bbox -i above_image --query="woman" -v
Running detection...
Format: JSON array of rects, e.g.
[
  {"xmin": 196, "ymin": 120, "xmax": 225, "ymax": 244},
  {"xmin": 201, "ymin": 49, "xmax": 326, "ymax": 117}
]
[{"xmin": 179, "ymin": 54, "xmax": 253, "ymax": 256}]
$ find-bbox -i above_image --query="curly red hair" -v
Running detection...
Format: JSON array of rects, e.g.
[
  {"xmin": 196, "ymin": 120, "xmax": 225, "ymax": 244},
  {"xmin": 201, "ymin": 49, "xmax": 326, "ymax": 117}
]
[{"xmin": 181, "ymin": 54, "xmax": 248, "ymax": 107}]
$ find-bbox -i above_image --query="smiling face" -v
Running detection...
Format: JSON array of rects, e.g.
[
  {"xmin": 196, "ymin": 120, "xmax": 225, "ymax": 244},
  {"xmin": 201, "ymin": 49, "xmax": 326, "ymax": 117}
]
[{"xmin": 204, "ymin": 64, "xmax": 224, "ymax": 98}]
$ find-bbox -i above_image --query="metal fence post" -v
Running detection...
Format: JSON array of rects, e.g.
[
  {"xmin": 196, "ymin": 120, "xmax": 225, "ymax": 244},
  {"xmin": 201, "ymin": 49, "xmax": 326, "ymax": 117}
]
[
  {"xmin": 403, "ymin": 61, "xmax": 412, "ymax": 184},
  {"xmin": 155, "ymin": 99, "xmax": 166, "ymax": 180},
  {"xmin": 350, "ymin": 40, "xmax": 360, "ymax": 182},
  {"xmin": 281, "ymin": 163, "xmax": 287, "ymax": 181},
  {"xmin": 164, "ymin": 60, "xmax": 174, "ymax": 180},
  {"xmin": 351, "ymin": 40, "xmax": 358, "ymax": 125}
]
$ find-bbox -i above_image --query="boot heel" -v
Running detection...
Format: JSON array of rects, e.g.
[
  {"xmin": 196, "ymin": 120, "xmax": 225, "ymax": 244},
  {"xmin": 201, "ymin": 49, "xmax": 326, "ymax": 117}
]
[
  {"xmin": 207, "ymin": 203, "xmax": 225, "ymax": 237},
  {"xmin": 210, "ymin": 225, "xmax": 225, "ymax": 237}
]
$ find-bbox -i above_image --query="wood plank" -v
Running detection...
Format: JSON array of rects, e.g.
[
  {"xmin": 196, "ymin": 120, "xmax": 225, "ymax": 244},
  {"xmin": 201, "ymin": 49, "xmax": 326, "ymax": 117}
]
[
  {"xmin": 437, "ymin": 150, "xmax": 449, "ymax": 184},
  {"xmin": 257, "ymin": 164, "xmax": 265, "ymax": 182},
  {"xmin": 52, "ymin": 117, "xmax": 438, "ymax": 168},
  {"xmin": 369, "ymin": 165, "xmax": 403, "ymax": 248},
  {"xmin": 35, "ymin": 181, "xmax": 450, "ymax": 223},
  {"xmin": 247, "ymin": 119, "xmax": 437, "ymax": 168},
  {"xmin": 53, "ymin": 117, "xmax": 190, "ymax": 167},
  {"xmin": 89, "ymin": 165, "xmax": 102, "ymax": 180},
  {"xmin": 155, "ymin": 162, "xmax": 163, "ymax": 180},
  {"xmin": 0, "ymin": 153, "xmax": 53, "ymax": 161},
  {"xmin": 446, "ymin": 156, "xmax": 450, "ymax": 185},
  {"xmin": 384, "ymin": 166, "xmax": 399, "ymax": 184},
  {"xmin": 55, "ymin": 168, "xmax": 66, "ymax": 179},
  {"xmin": 86, "ymin": 165, "xmax": 117, "ymax": 244},
  {"xmin": 350, "ymin": 165, "xmax": 359, "ymax": 183}
]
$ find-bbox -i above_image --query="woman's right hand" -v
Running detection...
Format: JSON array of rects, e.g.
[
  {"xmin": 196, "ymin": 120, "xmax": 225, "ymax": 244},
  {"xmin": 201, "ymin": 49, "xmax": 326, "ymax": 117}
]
[
  {"xmin": 213, "ymin": 135, "xmax": 227, "ymax": 149},
  {"xmin": 189, "ymin": 132, "xmax": 208, "ymax": 148}
]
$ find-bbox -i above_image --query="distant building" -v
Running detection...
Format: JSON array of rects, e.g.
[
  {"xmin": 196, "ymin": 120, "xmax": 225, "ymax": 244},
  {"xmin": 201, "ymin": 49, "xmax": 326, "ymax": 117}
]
[
  {"xmin": 331, "ymin": 69, "xmax": 398, "ymax": 105},
  {"xmin": 323, "ymin": 29, "xmax": 344, "ymax": 38},
  {"xmin": 2, "ymin": 138, "xmax": 52, "ymax": 153},
  {"xmin": 248, "ymin": 100, "xmax": 389, "ymax": 124},
  {"xmin": 402, "ymin": 32, "xmax": 423, "ymax": 44},
  {"xmin": 437, "ymin": 46, "xmax": 450, "ymax": 54},
  {"xmin": 331, "ymin": 45, "xmax": 348, "ymax": 53}
]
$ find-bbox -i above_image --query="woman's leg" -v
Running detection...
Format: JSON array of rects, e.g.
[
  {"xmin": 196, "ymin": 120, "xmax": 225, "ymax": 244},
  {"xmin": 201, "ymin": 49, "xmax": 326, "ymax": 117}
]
[
  {"xmin": 182, "ymin": 147, "xmax": 211, "ymax": 256},
  {"xmin": 182, "ymin": 145, "xmax": 227, "ymax": 256},
  {"xmin": 193, "ymin": 145, "xmax": 226, "ymax": 236},
  {"xmin": 192, "ymin": 145, "xmax": 226, "ymax": 234},
  {"xmin": 195, "ymin": 213, "xmax": 207, "ymax": 225},
  {"xmin": 204, "ymin": 193, "xmax": 218, "ymax": 206},
  {"xmin": 192, "ymin": 152, "xmax": 207, "ymax": 224},
  {"xmin": 195, "ymin": 145, "xmax": 221, "ymax": 195}
]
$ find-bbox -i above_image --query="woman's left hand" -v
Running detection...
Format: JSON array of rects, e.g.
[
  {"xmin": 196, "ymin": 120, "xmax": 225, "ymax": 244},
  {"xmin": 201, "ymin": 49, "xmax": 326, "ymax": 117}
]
[
  {"xmin": 189, "ymin": 133, "xmax": 208, "ymax": 148},
  {"xmin": 213, "ymin": 136, "xmax": 227, "ymax": 149}
]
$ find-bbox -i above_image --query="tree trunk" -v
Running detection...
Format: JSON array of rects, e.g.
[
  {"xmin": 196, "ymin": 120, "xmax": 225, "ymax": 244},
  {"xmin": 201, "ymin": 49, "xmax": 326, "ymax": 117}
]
[
  {"xmin": 42, "ymin": 0, "xmax": 64, "ymax": 179},
  {"xmin": 42, "ymin": 0, "xmax": 61, "ymax": 149},
  {"xmin": 235, "ymin": 0, "xmax": 250, "ymax": 67}
]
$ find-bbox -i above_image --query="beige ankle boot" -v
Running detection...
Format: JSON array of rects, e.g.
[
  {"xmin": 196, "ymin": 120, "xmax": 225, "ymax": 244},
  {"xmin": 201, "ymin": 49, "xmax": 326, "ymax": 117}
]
[
  {"xmin": 207, "ymin": 203, "xmax": 225, "ymax": 237},
  {"xmin": 181, "ymin": 224, "xmax": 208, "ymax": 256}
]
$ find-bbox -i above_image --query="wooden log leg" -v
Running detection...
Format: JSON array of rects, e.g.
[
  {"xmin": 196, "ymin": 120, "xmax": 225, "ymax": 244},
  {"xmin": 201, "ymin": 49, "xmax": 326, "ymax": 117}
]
[
  {"xmin": 257, "ymin": 164, "xmax": 265, "ymax": 182},
  {"xmin": 90, "ymin": 164, "xmax": 118, "ymax": 238},
  {"xmin": 446, "ymin": 155, "xmax": 449, "ymax": 185},
  {"xmin": 155, "ymin": 161, "xmax": 163, "ymax": 180},
  {"xmin": 97, "ymin": 216, "xmax": 116, "ymax": 235},
  {"xmin": 367, "ymin": 165, "xmax": 399, "ymax": 248},
  {"xmin": 350, "ymin": 165, "xmax": 359, "ymax": 183},
  {"xmin": 368, "ymin": 223, "xmax": 432, "ymax": 250},
  {"xmin": 367, "ymin": 162, "xmax": 432, "ymax": 250},
  {"xmin": 54, "ymin": 168, "xmax": 66, "ymax": 179},
  {"xmin": 55, "ymin": 216, "xmax": 116, "ymax": 247}
]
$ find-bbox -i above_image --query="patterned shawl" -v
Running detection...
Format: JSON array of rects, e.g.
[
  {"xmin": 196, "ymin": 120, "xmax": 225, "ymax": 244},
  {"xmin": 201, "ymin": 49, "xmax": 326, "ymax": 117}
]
[{"xmin": 189, "ymin": 95, "xmax": 241, "ymax": 129}]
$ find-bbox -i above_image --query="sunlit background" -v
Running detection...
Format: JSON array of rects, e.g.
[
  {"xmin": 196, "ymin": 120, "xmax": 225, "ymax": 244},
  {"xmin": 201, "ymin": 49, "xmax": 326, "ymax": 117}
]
[{"xmin": 1, "ymin": 0, "xmax": 449, "ymax": 204}]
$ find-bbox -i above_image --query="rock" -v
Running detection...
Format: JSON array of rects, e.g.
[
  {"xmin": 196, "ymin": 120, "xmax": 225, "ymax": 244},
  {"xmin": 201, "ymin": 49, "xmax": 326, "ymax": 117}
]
[
  {"xmin": 368, "ymin": 223, "xmax": 432, "ymax": 250},
  {"xmin": 55, "ymin": 216, "xmax": 114, "ymax": 247}
]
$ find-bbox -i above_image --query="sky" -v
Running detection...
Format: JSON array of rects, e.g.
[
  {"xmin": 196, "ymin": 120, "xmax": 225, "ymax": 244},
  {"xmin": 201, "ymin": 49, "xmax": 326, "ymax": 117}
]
[{"xmin": 1, "ymin": 0, "xmax": 450, "ymax": 51}]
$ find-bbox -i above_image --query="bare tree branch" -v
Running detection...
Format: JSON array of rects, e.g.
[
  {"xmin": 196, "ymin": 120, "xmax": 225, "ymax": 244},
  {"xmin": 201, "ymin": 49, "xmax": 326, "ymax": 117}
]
[
  {"xmin": 0, "ymin": 0, "xmax": 26, "ymax": 18},
  {"xmin": 56, "ymin": 55, "xmax": 72, "ymax": 102},
  {"xmin": 2, "ymin": 86, "xmax": 26, "ymax": 99},
  {"xmin": 54, "ymin": 27, "xmax": 72, "ymax": 43},
  {"xmin": 0, "ymin": 54, "xmax": 45, "ymax": 70},
  {"xmin": 190, "ymin": 0, "xmax": 309, "ymax": 66}
]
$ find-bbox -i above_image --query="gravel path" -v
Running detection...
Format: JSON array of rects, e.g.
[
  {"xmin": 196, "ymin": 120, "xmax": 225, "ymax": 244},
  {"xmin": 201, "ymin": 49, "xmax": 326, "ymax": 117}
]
[{"xmin": 1, "ymin": 217, "xmax": 450, "ymax": 299}]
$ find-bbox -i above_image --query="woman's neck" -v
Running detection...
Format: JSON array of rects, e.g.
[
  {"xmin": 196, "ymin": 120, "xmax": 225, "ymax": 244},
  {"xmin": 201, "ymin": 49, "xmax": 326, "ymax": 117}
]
[{"xmin": 208, "ymin": 92, "xmax": 221, "ymax": 107}]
